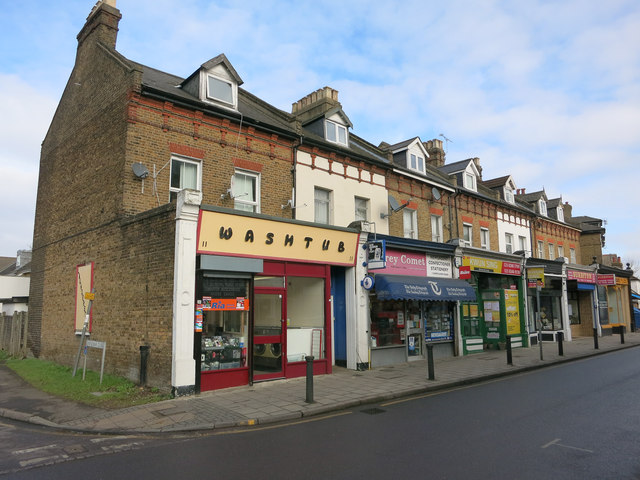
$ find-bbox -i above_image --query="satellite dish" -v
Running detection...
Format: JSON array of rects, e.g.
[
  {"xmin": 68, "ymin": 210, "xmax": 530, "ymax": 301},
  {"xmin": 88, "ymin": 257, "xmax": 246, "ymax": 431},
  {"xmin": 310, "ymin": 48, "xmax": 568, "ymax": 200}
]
[
  {"xmin": 431, "ymin": 187, "xmax": 441, "ymax": 201},
  {"xmin": 388, "ymin": 195, "xmax": 401, "ymax": 212},
  {"xmin": 132, "ymin": 162, "xmax": 149, "ymax": 179}
]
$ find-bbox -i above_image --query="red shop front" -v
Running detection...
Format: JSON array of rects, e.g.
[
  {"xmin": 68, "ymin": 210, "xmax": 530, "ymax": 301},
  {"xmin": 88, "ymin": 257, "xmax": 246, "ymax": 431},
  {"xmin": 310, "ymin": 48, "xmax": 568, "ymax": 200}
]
[{"xmin": 195, "ymin": 207, "xmax": 359, "ymax": 392}]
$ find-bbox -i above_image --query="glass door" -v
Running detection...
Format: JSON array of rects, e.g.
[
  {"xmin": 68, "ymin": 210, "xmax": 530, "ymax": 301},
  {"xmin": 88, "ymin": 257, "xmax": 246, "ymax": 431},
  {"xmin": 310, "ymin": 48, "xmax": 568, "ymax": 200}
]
[{"xmin": 253, "ymin": 292, "xmax": 285, "ymax": 381}]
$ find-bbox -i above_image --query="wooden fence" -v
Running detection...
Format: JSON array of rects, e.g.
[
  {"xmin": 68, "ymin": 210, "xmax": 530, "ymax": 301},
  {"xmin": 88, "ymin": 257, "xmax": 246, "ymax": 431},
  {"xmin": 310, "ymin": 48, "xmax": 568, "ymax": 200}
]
[{"xmin": 0, "ymin": 311, "xmax": 29, "ymax": 357}]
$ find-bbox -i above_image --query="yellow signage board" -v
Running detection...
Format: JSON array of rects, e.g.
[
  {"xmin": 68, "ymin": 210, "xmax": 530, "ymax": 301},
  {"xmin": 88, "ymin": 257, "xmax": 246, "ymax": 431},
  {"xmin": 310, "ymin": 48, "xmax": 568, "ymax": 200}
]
[
  {"xmin": 462, "ymin": 256, "xmax": 521, "ymax": 275},
  {"xmin": 504, "ymin": 290, "xmax": 521, "ymax": 335},
  {"xmin": 197, "ymin": 210, "xmax": 359, "ymax": 266}
]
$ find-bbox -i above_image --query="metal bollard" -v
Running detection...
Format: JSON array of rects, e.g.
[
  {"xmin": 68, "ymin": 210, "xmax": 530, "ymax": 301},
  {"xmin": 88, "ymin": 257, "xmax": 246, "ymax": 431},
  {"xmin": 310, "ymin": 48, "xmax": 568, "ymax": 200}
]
[
  {"xmin": 557, "ymin": 331, "xmax": 564, "ymax": 356},
  {"xmin": 593, "ymin": 328, "xmax": 599, "ymax": 350},
  {"xmin": 506, "ymin": 336, "xmax": 513, "ymax": 365},
  {"xmin": 305, "ymin": 355, "xmax": 314, "ymax": 403},
  {"xmin": 426, "ymin": 344, "xmax": 435, "ymax": 381},
  {"xmin": 620, "ymin": 325, "xmax": 625, "ymax": 344},
  {"xmin": 139, "ymin": 345, "xmax": 150, "ymax": 386}
]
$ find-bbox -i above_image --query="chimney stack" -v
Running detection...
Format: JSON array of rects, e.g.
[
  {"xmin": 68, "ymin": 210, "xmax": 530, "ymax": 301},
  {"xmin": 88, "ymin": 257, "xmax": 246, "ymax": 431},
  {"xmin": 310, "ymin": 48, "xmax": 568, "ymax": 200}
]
[
  {"xmin": 424, "ymin": 139, "xmax": 445, "ymax": 167},
  {"xmin": 77, "ymin": 1, "xmax": 122, "ymax": 50},
  {"xmin": 291, "ymin": 87, "xmax": 341, "ymax": 124}
]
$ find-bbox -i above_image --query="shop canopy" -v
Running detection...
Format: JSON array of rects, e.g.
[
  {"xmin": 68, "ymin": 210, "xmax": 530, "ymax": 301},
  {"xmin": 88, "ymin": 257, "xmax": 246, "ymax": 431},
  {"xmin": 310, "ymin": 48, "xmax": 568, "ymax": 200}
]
[{"xmin": 374, "ymin": 274, "xmax": 476, "ymax": 302}]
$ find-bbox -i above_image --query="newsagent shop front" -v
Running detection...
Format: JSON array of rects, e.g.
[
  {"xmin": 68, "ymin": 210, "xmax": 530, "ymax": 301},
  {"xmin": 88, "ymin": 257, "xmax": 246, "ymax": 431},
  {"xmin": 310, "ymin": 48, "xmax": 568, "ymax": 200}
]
[
  {"xmin": 366, "ymin": 235, "xmax": 476, "ymax": 367},
  {"xmin": 195, "ymin": 208, "xmax": 359, "ymax": 392},
  {"xmin": 458, "ymin": 253, "xmax": 527, "ymax": 354}
]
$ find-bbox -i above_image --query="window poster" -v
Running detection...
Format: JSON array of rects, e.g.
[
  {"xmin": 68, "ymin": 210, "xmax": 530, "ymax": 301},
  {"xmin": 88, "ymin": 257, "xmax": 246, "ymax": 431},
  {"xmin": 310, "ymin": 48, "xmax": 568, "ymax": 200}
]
[{"xmin": 75, "ymin": 262, "xmax": 94, "ymax": 332}]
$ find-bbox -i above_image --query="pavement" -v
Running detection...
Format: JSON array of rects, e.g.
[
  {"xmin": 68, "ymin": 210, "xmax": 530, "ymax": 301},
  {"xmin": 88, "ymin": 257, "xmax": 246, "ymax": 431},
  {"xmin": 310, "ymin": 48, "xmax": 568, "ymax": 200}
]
[{"xmin": 2, "ymin": 332, "xmax": 639, "ymax": 435}]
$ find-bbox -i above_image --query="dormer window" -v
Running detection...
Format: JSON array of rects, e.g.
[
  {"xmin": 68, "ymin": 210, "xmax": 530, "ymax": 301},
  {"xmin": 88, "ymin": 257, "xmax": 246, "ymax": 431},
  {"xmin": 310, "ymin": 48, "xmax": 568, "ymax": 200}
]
[
  {"xmin": 410, "ymin": 154, "xmax": 424, "ymax": 173},
  {"xmin": 207, "ymin": 74, "xmax": 234, "ymax": 106},
  {"xmin": 505, "ymin": 188, "xmax": 515, "ymax": 204},
  {"xmin": 325, "ymin": 120, "xmax": 348, "ymax": 146},
  {"xmin": 539, "ymin": 199, "xmax": 547, "ymax": 216},
  {"xmin": 557, "ymin": 206, "xmax": 564, "ymax": 222},
  {"xmin": 465, "ymin": 172, "xmax": 476, "ymax": 191}
]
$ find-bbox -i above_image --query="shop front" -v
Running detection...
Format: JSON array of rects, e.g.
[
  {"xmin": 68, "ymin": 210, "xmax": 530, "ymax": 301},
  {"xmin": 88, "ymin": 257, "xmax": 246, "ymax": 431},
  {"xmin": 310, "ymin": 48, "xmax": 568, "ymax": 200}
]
[
  {"xmin": 566, "ymin": 268, "xmax": 598, "ymax": 338},
  {"xmin": 596, "ymin": 267, "xmax": 632, "ymax": 336},
  {"xmin": 195, "ymin": 207, "xmax": 359, "ymax": 392},
  {"xmin": 525, "ymin": 259, "xmax": 568, "ymax": 344},
  {"xmin": 458, "ymin": 252, "xmax": 526, "ymax": 354},
  {"xmin": 365, "ymin": 236, "xmax": 475, "ymax": 366}
]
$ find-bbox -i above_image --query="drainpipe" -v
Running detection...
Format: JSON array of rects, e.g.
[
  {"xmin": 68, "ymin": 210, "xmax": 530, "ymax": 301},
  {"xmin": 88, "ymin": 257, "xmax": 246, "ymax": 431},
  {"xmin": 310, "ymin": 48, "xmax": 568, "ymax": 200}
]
[{"xmin": 291, "ymin": 136, "xmax": 302, "ymax": 220}]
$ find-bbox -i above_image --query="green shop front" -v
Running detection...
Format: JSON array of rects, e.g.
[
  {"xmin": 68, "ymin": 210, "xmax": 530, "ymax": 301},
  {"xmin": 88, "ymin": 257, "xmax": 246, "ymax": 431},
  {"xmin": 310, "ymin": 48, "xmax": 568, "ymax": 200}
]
[{"xmin": 459, "ymin": 252, "xmax": 527, "ymax": 354}]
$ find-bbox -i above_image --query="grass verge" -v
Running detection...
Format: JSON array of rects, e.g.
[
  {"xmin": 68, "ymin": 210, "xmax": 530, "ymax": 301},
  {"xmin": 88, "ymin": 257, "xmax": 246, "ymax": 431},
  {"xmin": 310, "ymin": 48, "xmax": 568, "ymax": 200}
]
[{"xmin": 2, "ymin": 352, "xmax": 170, "ymax": 409}]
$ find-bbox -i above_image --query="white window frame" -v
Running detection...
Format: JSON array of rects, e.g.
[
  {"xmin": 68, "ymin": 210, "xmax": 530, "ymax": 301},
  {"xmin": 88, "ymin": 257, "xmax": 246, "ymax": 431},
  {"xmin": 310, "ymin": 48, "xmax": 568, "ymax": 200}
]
[
  {"xmin": 539, "ymin": 200, "xmax": 547, "ymax": 216},
  {"xmin": 462, "ymin": 224, "xmax": 473, "ymax": 247},
  {"xmin": 548, "ymin": 243, "xmax": 554, "ymax": 259},
  {"xmin": 570, "ymin": 248, "xmax": 576, "ymax": 264},
  {"xmin": 354, "ymin": 196, "xmax": 368, "ymax": 222},
  {"xmin": 314, "ymin": 187, "xmax": 331, "ymax": 224},
  {"xmin": 206, "ymin": 73, "xmax": 236, "ymax": 107},
  {"xmin": 431, "ymin": 215, "xmax": 443, "ymax": 243},
  {"xmin": 537, "ymin": 240, "xmax": 545, "ymax": 258},
  {"xmin": 403, "ymin": 209, "xmax": 418, "ymax": 239},
  {"xmin": 518, "ymin": 235, "xmax": 527, "ymax": 253},
  {"xmin": 409, "ymin": 153, "xmax": 425, "ymax": 173},
  {"xmin": 557, "ymin": 207, "xmax": 564, "ymax": 222},
  {"xmin": 558, "ymin": 245, "xmax": 564, "ymax": 259},
  {"xmin": 505, "ymin": 233, "xmax": 514, "ymax": 254},
  {"xmin": 232, "ymin": 169, "xmax": 260, "ymax": 213},
  {"xmin": 465, "ymin": 173, "xmax": 476, "ymax": 191},
  {"xmin": 480, "ymin": 227, "xmax": 490, "ymax": 250},
  {"xmin": 325, "ymin": 120, "xmax": 348, "ymax": 146},
  {"xmin": 504, "ymin": 188, "xmax": 515, "ymax": 204},
  {"xmin": 169, "ymin": 156, "xmax": 201, "ymax": 201}
]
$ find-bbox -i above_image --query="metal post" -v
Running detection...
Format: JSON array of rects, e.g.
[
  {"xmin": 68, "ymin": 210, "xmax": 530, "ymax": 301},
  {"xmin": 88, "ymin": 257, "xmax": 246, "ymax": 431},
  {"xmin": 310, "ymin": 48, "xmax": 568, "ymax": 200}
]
[
  {"xmin": 536, "ymin": 284, "xmax": 543, "ymax": 361},
  {"xmin": 305, "ymin": 356, "xmax": 314, "ymax": 403},
  {"xmin": 426, "ymin": 344, "xmax": 435, "ymax": 380},
  {"xmin": 140, "ymin": 345, "xmax": 150, "ymax": 386},
  {"xmin": 506, "ymin": 335, "xmax": 513, "ymax": 365},
  {"xmin": 593, "ymin": 327, "xmax": 599, "ymax": 350},
  {"xmin": 557, "ymin": 331, "xmax": 564, "ymax": 356},
  {"xmin": 620, "ymin": 325, "xmax": 625, "ymax": 344}
]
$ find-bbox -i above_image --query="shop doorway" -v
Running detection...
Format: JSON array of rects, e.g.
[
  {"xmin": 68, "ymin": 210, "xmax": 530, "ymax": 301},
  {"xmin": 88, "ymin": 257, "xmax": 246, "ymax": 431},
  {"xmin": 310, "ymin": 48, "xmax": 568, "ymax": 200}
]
[{"xmin": 253, "ymin": 291, "xmax": 285, "ymax": 381}]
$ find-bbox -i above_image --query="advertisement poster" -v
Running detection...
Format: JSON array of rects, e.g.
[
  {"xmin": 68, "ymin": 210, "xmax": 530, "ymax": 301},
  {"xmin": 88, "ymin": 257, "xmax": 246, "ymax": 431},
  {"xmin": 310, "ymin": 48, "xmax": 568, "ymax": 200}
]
[
  {"xmin": 195, "ymin": 303, "xmax": 203, "ymax": 332},
  {"xmin": 504, "ymin": 290, "xmax": 520, "ymax": 335}
]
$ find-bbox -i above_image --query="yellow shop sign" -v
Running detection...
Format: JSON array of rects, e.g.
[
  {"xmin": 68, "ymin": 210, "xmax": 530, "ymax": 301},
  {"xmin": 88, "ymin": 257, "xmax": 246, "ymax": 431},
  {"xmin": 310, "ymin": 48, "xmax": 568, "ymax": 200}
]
[{"xmin": 197, "ymin": 210, "xmax": 359, "ymax": 266}]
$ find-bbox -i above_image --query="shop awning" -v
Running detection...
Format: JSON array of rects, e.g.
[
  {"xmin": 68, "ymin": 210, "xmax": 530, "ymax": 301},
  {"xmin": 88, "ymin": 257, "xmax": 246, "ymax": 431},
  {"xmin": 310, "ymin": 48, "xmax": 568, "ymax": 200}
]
[
  {"xmin": 631, "ymin": 292, "xmax": 640, "ymax": 300},
  {"xmin": 374, "ymin": 274, "xmax": 476, "ymax": 302}
]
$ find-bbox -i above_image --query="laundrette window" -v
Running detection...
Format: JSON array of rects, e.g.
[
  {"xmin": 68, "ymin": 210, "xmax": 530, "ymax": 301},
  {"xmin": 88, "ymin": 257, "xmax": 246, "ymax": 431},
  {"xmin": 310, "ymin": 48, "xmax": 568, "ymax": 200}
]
[{"xmin": 286, "ymin": 276, "xmax": 325, "ymax": 361}]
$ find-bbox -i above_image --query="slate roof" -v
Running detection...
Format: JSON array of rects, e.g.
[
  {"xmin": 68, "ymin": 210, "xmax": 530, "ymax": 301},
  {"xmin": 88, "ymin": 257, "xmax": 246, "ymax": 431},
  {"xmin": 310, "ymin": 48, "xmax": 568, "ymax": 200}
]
[
  {"xmin": 482, "ymin": 175, "xmax": 511, "ymax": 189},
  {"xmin": 439, "ymin": 158, "xmax": 474, "ymax": 175}
]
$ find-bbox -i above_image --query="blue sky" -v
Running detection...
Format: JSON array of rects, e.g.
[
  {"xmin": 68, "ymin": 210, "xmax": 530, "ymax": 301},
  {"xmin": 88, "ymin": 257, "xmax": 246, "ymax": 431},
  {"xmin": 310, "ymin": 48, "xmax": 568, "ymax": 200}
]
[{"xmin": 1, "ymin": 0, "xmax": 639, "ymax": 266}]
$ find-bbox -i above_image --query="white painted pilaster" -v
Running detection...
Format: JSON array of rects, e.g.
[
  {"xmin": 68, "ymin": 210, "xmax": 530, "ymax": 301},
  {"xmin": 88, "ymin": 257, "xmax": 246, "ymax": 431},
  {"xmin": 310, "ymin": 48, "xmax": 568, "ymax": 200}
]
[{"xmin": 171, "ymin": 189, "xmax": 202, "ymax": 395}]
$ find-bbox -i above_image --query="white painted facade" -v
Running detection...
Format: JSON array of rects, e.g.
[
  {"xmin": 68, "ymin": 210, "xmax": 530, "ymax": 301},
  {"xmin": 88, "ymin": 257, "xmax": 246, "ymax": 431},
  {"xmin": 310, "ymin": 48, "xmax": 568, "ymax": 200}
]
[
  {"xmin": 0, "ymin": 275, "xmax": 30, "ymax": 315},
  {"xmin": 294, "ymin": 150, "xmax": 389, "ymax": 233},
  {"xmin": 497, "ymin": 210, "xmax": 531, "ymax": 256}
]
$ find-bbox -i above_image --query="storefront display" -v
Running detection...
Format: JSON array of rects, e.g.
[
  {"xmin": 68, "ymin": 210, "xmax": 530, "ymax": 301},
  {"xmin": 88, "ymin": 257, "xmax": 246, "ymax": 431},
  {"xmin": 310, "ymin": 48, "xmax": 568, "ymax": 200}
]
[
  {"xmin": 459, "ymin": 254, "xmax": 525, "ymax": 353},
  {"xmin": 195, "ymin": 207, "xmax": 360, "ymax": 392}
]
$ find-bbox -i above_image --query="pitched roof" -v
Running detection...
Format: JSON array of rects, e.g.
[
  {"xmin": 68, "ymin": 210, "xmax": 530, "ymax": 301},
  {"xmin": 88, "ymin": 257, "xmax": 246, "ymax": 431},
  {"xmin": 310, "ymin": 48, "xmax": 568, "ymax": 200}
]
[
  {"xmin": 482, "ymin": 175, "xmax": 511, "ymax": 189},
  {"xmin": 438, "ymin": 158, "xmax": 474, "ymax": 175}
]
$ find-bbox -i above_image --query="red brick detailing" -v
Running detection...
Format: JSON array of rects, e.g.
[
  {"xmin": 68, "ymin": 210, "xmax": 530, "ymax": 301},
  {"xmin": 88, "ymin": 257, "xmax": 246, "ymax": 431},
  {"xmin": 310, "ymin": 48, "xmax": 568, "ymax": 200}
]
[
  {"xmin": 233, "ymin": 158, "xmax": 263, "ymax": 172},
  {"xmin": 479, "ymin": 220, "xmax": 490, "ymax": 228},
  {"xmin": 430, "ymin": 207, "xmax": 444, "ymax": 215},
  {"xmin": 169, "ymin": 143, "xmax": 205, "ymax": 159},
  {"xmin": 536, "ymin": 235, "xmax": 545, "ymax": 241},
  {"xmin": 405, "ymin": 200, "xmax": 418, "ymax": 210},
  {"xmin": 461, "ymin": 215, "xmax": 474, "ymax": 224}
]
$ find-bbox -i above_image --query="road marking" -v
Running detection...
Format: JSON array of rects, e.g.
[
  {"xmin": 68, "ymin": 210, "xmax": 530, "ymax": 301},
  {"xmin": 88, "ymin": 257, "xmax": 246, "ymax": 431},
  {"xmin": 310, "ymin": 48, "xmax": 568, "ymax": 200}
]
[
  {"xmin": 19, "ymin": 454, "xmax": 69, "ymax": 467},
  {"xmin": 12, "ymin": 444, "xmax": 58, "ymax": 455},
  {"xmin": 542, "ymin": 438, "xmax": 593, "ymax": 453},
  {"xmin": 101, "ymin": 441, "xmax": 145, "ymax": 452},
  {"xmin": 90, "ymin": 435, "xmax": 131, "ymax": 443}
]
